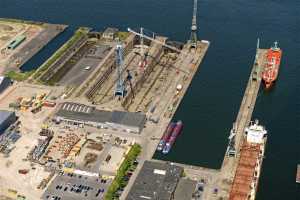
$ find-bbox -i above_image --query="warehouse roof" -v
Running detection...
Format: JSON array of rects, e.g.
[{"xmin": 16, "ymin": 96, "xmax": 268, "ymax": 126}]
[
  {"xmin": 56, "ymin": 102, "xmax": 146, "ymax": 130},
  {"xmin": 110, "ymin": 111, "xmax": 146, "ymax": 128},
  {"xmin": 126, "ymin": 160, "xmax": 183, "ymax": 200},
  {"xmin": 174, "ymin": 178, "xmax": 197, "ymax": 200}
]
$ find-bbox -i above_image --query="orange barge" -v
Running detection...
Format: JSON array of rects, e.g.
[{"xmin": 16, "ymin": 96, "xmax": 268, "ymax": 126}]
[{"xmin": 262, "ymin": 41, "xmax": 282, "ymax": 89}]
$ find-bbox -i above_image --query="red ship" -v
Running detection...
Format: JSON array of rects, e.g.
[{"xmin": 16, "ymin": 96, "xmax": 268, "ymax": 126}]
[{"xmin": 262, "ymin": 41, "xmax": 282, "ymax": 89}]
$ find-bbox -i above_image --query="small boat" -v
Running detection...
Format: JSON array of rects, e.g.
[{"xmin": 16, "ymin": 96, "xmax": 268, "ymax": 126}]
[
  {"xmin": 162, "ymin": 121, "xmax": 183, "ymax": 154},
  {"xmin": 296, "ymin": 164, "xmax": 300, "ymax": 183},
  {"xmin": 157, "ymin": 122, "xmax": 176, "ymax": 151}
]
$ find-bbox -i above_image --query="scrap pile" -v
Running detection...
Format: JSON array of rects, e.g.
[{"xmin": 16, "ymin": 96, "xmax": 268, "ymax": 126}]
[{"xmin": 43, "ymin": 133, "xmax": 80, "ymax": 163}]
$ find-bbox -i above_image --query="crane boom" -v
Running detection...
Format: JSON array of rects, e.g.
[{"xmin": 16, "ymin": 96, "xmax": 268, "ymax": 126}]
[
  {"xmin": 192, "ymin": 0, "xmax": 197, "ymax": 26},
  {"xmin": 127, "ymin": 28, "xmax": 183, "ymax": 54},
  {"xmin": 115, "ymin": 43, "xmax": 125, "ymax": 97},
  {"xmin": 190, "ymin": 0, "xmax": 198, "ymax": 48}
]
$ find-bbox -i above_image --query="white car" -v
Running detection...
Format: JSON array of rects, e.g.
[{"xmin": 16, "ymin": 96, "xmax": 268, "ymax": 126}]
[{"xmin": 84, "ymin": 66, "xmax": 91, "ymax": 70}]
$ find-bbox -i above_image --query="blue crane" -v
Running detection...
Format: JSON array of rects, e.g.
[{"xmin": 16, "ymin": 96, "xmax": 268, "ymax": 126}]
[{"xmin": 114, "ymin": 43, "xmax": 125, "ymax": 97}]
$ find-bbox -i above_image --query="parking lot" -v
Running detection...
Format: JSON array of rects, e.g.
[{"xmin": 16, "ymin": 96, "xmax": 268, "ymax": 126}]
[{"xmin": 42, "ymin": 172, "xmax": 112, "ymax": 200}]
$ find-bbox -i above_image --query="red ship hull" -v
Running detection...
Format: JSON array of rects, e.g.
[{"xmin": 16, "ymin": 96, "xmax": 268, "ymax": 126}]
[{"xmin": 262, "ymin": 42, "xmax": 282, "ymax": 89}]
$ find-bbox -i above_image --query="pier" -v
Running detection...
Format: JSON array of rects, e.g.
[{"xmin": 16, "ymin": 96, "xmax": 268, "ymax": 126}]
[{"xmin": 218, "ymin": 48, "xmax": 268, "ymax": 199}]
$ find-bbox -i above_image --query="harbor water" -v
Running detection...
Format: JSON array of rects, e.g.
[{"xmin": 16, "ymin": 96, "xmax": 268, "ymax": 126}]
[{"xmin": 1, "ymin": 0, "xmax": 300, "ymax": 199}]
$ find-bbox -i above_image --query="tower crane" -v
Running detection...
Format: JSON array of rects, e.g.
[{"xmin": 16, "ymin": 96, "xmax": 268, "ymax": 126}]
[
  {"xmin": 127, "ymin": 28, "xmax": 184, "ymax": 54},
  {"xmin": 114, "ymin": 43, "xmax": 125, "ymax": 97},
  {"xmin": 138, "ymin": 28, "xmax": 147, "ymax": 69},
  {"xmin": 190, "ymin": 0, "xmax": 198, "ymax": 48}
]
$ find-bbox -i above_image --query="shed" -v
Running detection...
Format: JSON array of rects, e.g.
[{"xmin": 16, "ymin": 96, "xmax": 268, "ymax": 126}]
[{"xmin": 102, "ymin": 27, "xmax": 119, "ymax": 40}]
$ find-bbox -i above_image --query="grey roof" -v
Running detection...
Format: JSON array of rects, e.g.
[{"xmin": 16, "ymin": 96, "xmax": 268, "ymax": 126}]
[
  {"xmin": 56, "ymin": 102, "xmax": 146, "ymax": 130},
  {"xmin": 0, "ymin": 110, "xmax": 15, "ymax": 125},
  {"xmin": 0, "ymin": 76, "xmax": 11, "ymax": 94},
  {"xmin": 111, "ymin": 111, "xmax": 146, "ymax": 128},
  {"xmin": 174, "ymin": 178, "xmax": 197, "ymax": 200},
  {"xmin": 126, "ymin": 160, "xmax": 183, "ymax": 200},
  {"xmin": 103, "ymin": 27, "xmax": 118, "ymax": 35}
]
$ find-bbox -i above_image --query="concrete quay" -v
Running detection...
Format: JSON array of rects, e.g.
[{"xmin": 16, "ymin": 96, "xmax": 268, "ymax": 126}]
[
  {"xmin": 217, "ymin": 48, "xmax": 268, "ymax": 199},
  {"xmin": 120, "ymin": 41, "xmax": 210, "ymax": 199},
  {"xmin": 122, "ymin": 48, "xmax": 268, "ymax": 200}
]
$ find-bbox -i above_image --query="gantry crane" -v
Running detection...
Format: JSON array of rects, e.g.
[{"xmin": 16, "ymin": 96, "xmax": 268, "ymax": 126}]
[
  {"xmin": 114, "ymin": 43, "xmax": 125, "ymax": 97},
  {"xmin": 190, "ymin": 0, "xmax": 198, "ymax": 48},
  {"xmin": 138, "ymin": 28, "xmax": 147, "ymax": 69},
  {"xmin": 127, "ymin": 28, "xmax": 184, "ymax": 54}
]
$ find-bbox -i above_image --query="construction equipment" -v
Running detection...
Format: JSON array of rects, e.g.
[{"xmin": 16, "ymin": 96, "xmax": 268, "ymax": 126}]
[
  {"xmin": 127, "ymin": 28, "xmax": 184, "ymax": 54},
  {"xmin": 114, "ymin": 43, "xmax": 126, "ymax": 97},
  {"xmin": 190, "ymin": 0, "xmax": 198, "ymax": 48}
]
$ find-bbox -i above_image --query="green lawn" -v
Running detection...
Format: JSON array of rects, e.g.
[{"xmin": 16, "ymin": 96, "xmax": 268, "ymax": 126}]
[
  {"xmin": 116, "ymin": 32, "xmax": 130, "ymax": 41},
  {"xmin": 105, "ymin": 144, "xmax": 141, "ymax": 200},
  {"xmin": 5, "ymin": 70, "xmax": 35, "ymax": 81}
]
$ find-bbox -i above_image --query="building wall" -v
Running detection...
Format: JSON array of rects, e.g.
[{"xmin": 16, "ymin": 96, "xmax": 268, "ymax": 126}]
[{"xmin": 56, "ymin": 116, "xmax": 140, "ymax": 133}]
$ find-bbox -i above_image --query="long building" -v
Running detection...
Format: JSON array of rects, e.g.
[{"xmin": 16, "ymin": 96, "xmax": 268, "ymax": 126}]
[{"xmin": 55, "ymin": 102, "xmax": 146, "ymax": 133}]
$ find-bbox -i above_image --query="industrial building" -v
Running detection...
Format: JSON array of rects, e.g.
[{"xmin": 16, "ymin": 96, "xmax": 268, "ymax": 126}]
[
  {"xmin": 7, "ymin": 35, "xmax": 26, "ymax": 49},
  {"xmin": 0, "ymin": 110, "xmax": 17, "ymax": 134},
  {"xmin": 126, "ymin": 160, "xmax": 183, "ymax": 200},
  {"xmin": 55, "ymin": 102, "xmax": 146, "ymax": 133},
  {"xmin": 174, "ymin": 178, "xmax": 197, "ymax": 200},
  {"xmin": 102, "ymin": 27, "xmax": 118, "ymax": 40},
  {"xmin": 0, "ymin": 76, "xmax": 12, "ymax": 94}
]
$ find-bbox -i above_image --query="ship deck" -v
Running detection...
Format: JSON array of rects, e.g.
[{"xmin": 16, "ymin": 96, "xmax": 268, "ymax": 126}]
[
  {"xmin": 229, "ymin": 142, "xmax": 262, "ymax": 200},
  {"xmin": 296, "ymin": 165, "xmax": 300, "ymax": 183}
]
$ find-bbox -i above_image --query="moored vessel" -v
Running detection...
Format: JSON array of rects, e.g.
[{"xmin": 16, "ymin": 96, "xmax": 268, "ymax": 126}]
[
  {"xmin": 296, "ymin": 165, "xmax": 300, "ymax": 183},
  {"xmin": 262, "ymin": 41, "xmax": 282, "ymax": 89},
  {"xmin": 229, "ymin": 119, "xmax": 267, "ymax": 200},
  {"xmin": 157, "ymin": 122, "xmax": 176, "ymax": 151},
  {"xmin": 162, "ymin": 120, "xmax": 183, "ymax": 154}
]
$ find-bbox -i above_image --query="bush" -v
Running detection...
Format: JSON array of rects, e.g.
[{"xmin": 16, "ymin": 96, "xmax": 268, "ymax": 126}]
[{"xmin": 116, "ymin": 32, "xmax": 130, "ymax": 41}]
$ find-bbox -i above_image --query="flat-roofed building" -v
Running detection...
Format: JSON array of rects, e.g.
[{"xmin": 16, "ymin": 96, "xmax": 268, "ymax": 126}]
[
  {"xmin": 55, "ymin": 102, "xmax": 146, "ymax": 133},
  {"xmin": 126, "ymin": 160, "xmax": 183, "ymax": 200},
  {"xmin": 102, "ymin": 27, "xmax": 118, "ymax": 40}
]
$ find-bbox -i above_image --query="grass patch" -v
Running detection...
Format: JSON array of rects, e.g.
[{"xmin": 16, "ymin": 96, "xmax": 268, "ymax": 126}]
[
  {"xmin": 5, "ymin": 70, "xmax": 35, "ymax": 81},
  {"xmin": 0, "ymin": 18, "xmax": 43, "ymax": 26},
  {"xmin": 116, "ymin": 32, "xmax": 130, "ymax": 41},
  {"xmin": 105, "ymin": 144, "xmax": 141, "ymax": 200},
  {"xmin": 33, "ymin": 27, "xmax": 90, "ymax": 81}
]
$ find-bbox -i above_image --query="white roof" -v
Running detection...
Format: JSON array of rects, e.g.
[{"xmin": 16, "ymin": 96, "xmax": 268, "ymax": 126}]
[
  {"xmin": 245, "ymin": 123, "xmax": 267, "ymax": 144},
  {"xmin": 0, "ymin": 76, "xmax": 4, "ymax": 84},
  {"xmin": 153, "ymin": 169, "xmax": 166, "ymax": 175}
]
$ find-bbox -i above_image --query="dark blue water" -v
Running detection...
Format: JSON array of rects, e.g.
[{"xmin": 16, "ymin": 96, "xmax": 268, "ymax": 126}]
[{"xmin": 1, "ymin": 0, "xmax": 300, "ymax": 199}]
